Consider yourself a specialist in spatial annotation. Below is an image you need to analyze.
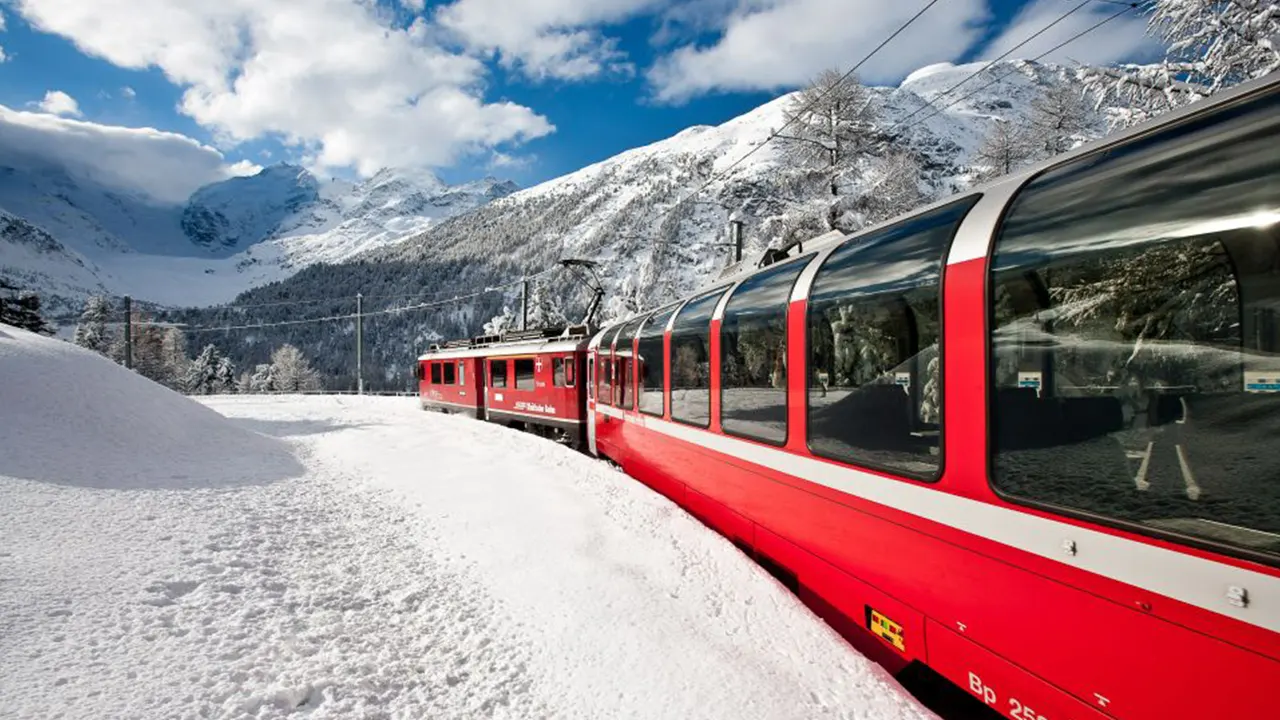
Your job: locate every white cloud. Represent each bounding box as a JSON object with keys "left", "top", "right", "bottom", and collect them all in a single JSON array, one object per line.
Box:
[
  {"left": 226, "top": 159, "right": 263, "bottom": 176},
  {"left": 979, "top": 0, "right": 1158, "bottom": 67},
  {"left": 121, "top": 85, "right": 137, "bottom": 99},
  {"left": 487, "top": 150, "right": 533, "bottom": 170},
  {"left": 647, "top": 0, "right": 991, "bottom": 102},
  {"left": 0, "top": 47, "right": 7, "bottom": 63},
  {"left": 435, "top": 0, "right": 661, "bottom": 80},
  {"left": 9, "top": 0, "right": 555, "bottom": 175},
  {"left": 0, "top": 104, "right": 251, "bottom": 203},
  {"left": 400, "top": 0, "right": 426, "bottom": 11},
  {"left": 35, "top": 90, "right": 82, "bottom": 117},
  {"left": 0, "top": 10, "right": 6, "bottom": 31}
]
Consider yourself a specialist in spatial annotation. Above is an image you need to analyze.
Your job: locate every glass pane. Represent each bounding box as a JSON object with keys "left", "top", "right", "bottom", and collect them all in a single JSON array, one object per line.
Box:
[
  {"left": 443, "top": 362, "right": 456, "bottom": 385},
  {"left": 553, "top": 358, "right": 566, "bottom": 387},
  {"left": 671, "top": 288, "right": 729, "bottom": 426},
  {"left": 990, "top": 89, "right": 1280, "bottom": 558},
  {"left": 491, "top": 360, "right": 507, "bottom": 388},
  {"left": 638, "top": 307, "right": 677, "bottom": 416},
  {"left": 808, "top": 197, "right": 977, "bottom": 479},
  {"left": 721, "top": 261, "right": 807, "bottom": 443},
  {"left": 615, "top": 317, "right": 646, "bottom": 357},
  {"left": 515, "top": 358, "right": 535, "bottom": 390},
  {"left": 431, "top": 362, "right": 442, "bottom": 384}
]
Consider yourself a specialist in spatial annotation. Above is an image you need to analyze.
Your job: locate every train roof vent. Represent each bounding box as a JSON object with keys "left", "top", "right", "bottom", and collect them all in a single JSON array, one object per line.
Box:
[
  {"left": 471, "top": 333, "right": 502, "bottom": 347},
  {"left": 443, "top": 338, "right": 472, "bottom": 349}
]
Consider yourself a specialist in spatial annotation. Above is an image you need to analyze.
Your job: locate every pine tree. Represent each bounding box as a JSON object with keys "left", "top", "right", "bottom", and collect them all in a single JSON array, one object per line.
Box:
[
  {"left": 249, "top": 363, "right": 276, "bottom": 393},
  {"left": 215, "top": 356, "right": 237, "bottom": 394},
  {"left": 159, "top": 327, "right": 190, "bottom": 390},
  {"left": 185, "top": 344, "right": 223, "bottom": 395},
  {"left": 74, "top": 296, "right": 114, "bottom": 355},
  {"left": 860, "top": 151, "right": 922, "bottom": 224},
  {"left": 0, "top": 279, "right": 53, "bottom": 335},
  {"left": 270, "top": 344, "right": 322, "bottom": 392}
]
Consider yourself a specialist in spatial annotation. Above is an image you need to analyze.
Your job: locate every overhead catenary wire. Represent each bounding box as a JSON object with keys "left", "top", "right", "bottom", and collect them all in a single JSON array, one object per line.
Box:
[
  {"left": 894, "top": 3, "right": 1139, "bottom": 134},
  {"left": 888, "top": 0, "right": 1096, "bottom": 129}
]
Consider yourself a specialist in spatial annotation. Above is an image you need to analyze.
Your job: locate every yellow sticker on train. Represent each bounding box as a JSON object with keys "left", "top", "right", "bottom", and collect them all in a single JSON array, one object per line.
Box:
[{"left": 867, "top": 607, "right": 906, "bottom": 652}]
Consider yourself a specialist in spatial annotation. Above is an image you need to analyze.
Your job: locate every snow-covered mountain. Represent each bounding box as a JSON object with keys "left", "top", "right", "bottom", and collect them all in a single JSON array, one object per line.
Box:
[
  {"left": 176, "top": 59, "right": 1106, "bottom": 391},
  {"left": 0, "top": 157, "right": 519, "bottom": 309},
  {"left": 368, "top": 59, "right": 1100, "bottom": 321}
]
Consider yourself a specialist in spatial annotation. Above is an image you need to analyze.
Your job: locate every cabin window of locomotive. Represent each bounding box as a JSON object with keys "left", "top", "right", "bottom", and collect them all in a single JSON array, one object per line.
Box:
[
  {"left": 430, "top": 362, "right": 442, "bottom": 384},
  {"left": 615, "top": 317, "right": 645, "bottom": 410},
  {"left": 989, "top": 90, "right": 1280, "bottom": 560},
  {"left": 490, "top": 359, "right": 507, "bottom": 388},
  {"left": 443, "top": 361, "right": 456, "bottom": 385},
  {"left": 808, "top": 197, "right": 978, "bottom": 480},
  {"left": 638, "top": 307, "right": 677, "bottom": 417},
  {"left": 671, "top": 287, "right": 730, "bottom": 427},
  {"left": 553, "top": 358, "right": 567, "bottom": 387},
  {"left": 515, "top": 358, "right": 536, "bottom": 390},
  {"left": 721, "top": 261, "right": 807, "bottom": 444}
]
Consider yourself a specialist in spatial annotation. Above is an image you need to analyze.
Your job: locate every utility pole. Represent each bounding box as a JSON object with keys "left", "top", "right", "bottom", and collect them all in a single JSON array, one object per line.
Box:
[
  {"left": 521, "top": 278, "right": 529, "bottom": 331},
  {"left": 356, "top": 292, "right": 363, "bottom": 395},
  {"left": 123, "top": 295, "right": 133, "bottom": 370}
]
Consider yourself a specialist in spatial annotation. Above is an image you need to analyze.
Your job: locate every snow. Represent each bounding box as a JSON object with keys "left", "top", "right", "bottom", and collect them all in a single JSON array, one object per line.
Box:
[{"left": 0, "top": 326, "right": 934, "bottom": 719}]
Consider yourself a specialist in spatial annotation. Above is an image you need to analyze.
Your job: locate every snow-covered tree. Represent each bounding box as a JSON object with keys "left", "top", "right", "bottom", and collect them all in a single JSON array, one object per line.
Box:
[
  {"left": 1027, "top": 84, "right": 1091, "bottom": 157},
  {"left": 270, "top": 344, "right": 322, "bottom": 392},
  {"left": 777, "top": 68, "right": 880, "bottom": 192},
  {"left": 159, "top": 327, "right": 190, "bottom": 390},
  {"left": 860, "top": 151, "right": 923, "bottom": 224},
  {"left": 74, "top": 295, "right": 114, "bottom": 355},
  {"left": 526, "top": 279, "right": 569, "bottom": 329},
  {"left": 0, "top": 279, "right": 53, "bottom": 335},
  {"left": 249, "top": 363, "right": 276, "bottom": 393},
  {"left": 185, "top": 344, "right": 224, "bottom": 395},
  {"left": 215, "top": 355, "right": 237, "bottom": 394},
  {"left": 483, "top": 306, "right": 518, "bottom": 335},
  {"left": 1081, "top": 0, "right": 1280, "bottom": 128},
  {"left": 237, "top": 370, "right": 254, "bottom": 394},
  {"left": 973, "top": 119, "right": 1038, "bottom": 182}
]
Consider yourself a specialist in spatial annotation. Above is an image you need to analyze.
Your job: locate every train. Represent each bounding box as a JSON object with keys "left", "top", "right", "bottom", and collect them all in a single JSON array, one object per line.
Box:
[{"left": 418, "top": 70, "right": 1280, "bottom": 719}]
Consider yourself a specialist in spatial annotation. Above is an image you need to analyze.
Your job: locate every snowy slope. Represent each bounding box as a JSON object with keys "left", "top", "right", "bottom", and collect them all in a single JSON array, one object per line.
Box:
[
  {"left": 371, "top": 60, "right": 1097, "bottom": 322},
  {"left": 0, "top": 329, "right": 935, "bottom": 719}
]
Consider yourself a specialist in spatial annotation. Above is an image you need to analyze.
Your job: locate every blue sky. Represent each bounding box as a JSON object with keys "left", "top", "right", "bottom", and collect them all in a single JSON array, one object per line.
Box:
[{"left": 0, "top": 0, "right": 1155, "bottom": 195}]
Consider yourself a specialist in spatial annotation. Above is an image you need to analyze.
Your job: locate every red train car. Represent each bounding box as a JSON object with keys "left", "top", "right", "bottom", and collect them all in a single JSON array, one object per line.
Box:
[
  {"left": 418, "top": 327, "right": 591, "bottom": 446},
  {"left": 585, "top": 73, "right": 1280, "bottom": 720}
]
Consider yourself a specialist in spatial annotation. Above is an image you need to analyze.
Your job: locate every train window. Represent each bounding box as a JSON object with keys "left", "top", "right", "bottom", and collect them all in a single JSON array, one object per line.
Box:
[
  {"left": 638, "top": 306, "right": 677, "bottom": 417},
  {"left": 443, "top": 361, "right": 456, "bottom": 385},
  {"left": 600, "top": 357, "right": 614, "bottom": 406},
  {"left": 587, "top": 356, "right": 594, "bottom": 400},
  {"left": 458, "top": 361, "right": 465, "bottom": 386},
  {"left": 989, "top": 88, "right": 1280, "bottom": 560},
  {"left": 565, "top": 356, "right": 575, "bottom": 386},
  {"left": 808, "top": 197, "right": 978, "bottom": 480},
  {"left": 671, "top": 287, "right": 730, "bottom": 427},
  {"left": 430, "top": 362, "right": 442, "bottom": 384},
  {"left": 515, "top": 358, "right": 535, "bottom": 390},
  {"left": 490, "top": 359, "right": 507, "bottom": 388},
  {"left": 553, "top": 358, "right": 567, "bottom": 387},
  {"left": 721, "top": 261, "right": 807, "bottom": 444},
  {"left": 615, "top": 317, "right": 645, "bottom": 411}
]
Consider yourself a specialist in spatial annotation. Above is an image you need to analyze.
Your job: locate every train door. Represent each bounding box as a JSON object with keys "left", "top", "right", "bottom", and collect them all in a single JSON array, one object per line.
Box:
[{"left": 587, "top": 352, "right": 597, "bottom": 455}]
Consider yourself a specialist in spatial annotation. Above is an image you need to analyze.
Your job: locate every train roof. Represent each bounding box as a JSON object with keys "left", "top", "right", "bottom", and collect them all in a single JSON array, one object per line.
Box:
[{"left": 418, "top": 324, "right": 593, "bottom": 361}]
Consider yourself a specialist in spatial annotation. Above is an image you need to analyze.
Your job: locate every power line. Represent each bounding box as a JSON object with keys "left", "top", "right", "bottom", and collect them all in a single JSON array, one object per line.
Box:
[
  {"left": 889, "top": 0, "right": 1095, "bottom": 129},
  {"left": 894, "top": 3, "right": 1138, "bottom": 134},
  {"left": 634, "top": 0, "right": 945, "bottom": 230}
]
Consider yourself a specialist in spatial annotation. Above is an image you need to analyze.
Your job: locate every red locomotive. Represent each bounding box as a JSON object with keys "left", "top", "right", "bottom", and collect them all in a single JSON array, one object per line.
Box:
[{"left": 423, "top": 71, "right": 1280, "bottom": 719}]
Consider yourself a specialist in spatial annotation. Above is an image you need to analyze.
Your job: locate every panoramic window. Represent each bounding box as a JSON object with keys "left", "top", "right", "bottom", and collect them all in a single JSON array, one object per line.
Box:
[
  {"left": 615, "top": 317, "right": 645, "bottom": 411},
  {"left": 638, "top": 306, "right": 677, "bottom": 417},
  {"left": 990, "top": 89, "right": 1280, "bottom": 560},
  {"left": 721, "top": 261, "right": 807, "bottom": 444},
  {"left": 430, "top": 362, "right": 442, "bottom": 384},
  {"left": 490, "top": 359, "right": 507, "bottom": 388},
  {"left": 443, "top": 361, "right": 456, "bottom": 385},
  {"left": 599, "top": 357, "right": 614, "bottom": 406},
  {"left": 808, "top": 197, "right": 978, "bottom": 479},
  {"left": 515, "top": 358, "right": 536, "bottom": 390},
  {"left": 671, "top": 288, "right": 730, "bottom": 427}
]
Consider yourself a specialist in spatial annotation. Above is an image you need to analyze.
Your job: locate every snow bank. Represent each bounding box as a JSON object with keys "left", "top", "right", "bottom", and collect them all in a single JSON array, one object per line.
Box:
[{"left": 0, "top": 326, "right": 303, "bottom": 488}]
